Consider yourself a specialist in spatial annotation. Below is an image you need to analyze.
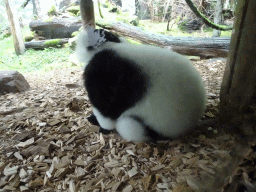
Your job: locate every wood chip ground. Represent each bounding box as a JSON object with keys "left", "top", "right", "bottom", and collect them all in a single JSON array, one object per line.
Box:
[{"left": 0, "top": 59, "right": 255, "bottom": 192}]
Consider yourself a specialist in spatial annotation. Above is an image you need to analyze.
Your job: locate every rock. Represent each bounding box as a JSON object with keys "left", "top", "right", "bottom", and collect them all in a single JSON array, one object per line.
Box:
[
  {"left": 0, "top": 71, "right": 30, "bottom": 95},
  {"left": 66, "top": 6, "right": 80, "bottom": 15},
  {"left": 59, "top": 0, "right": 79, "bottom": 11},
  {"left": 24, "top": 36, "right": 34, "bottom": 42},
  {"left": 179, "top": 19, "right": 202, "bottom": 31},
  {"left": 59, "top": 0, "right": 71, "bottom": 10}
]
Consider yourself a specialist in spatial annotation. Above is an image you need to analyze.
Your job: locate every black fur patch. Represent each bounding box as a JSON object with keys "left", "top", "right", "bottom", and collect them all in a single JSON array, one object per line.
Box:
[
  {"left": 98, "top": 29, "right": 121, "bottom": 43},
  {"left": 99, "top": 127, "right": 114, "bottom": 134},
  {"left": 84, "top": 49, "right": 149, "bottom": 120},
  {"left": 87, "top": 113, "right": 115, "bottom": 134},
  {"left": 86, "top": 30, "right": 121, "bottom": 51},
  {"left": 87, "top": 114, "right": 100, "bottom": 126}
]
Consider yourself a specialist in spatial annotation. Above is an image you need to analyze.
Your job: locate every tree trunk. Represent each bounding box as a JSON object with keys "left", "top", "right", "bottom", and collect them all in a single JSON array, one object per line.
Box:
[
  {"left": 147, "top": 0, "right": 154, "bottom": 22},
  {"left": 97, "top": 20, "right": 230, "bottom": 58},
  {"left": 20, "top": 0, "right": 31, "bottom": 9},
  {"left": 171, "top": 0, "right": 177, "bottom": 20},
  {"left": 32, "top": 0, "right": 41, "bottom": 18},
  {"left": 4, "top": 0, "right": 25, "bottom": 55},
  {"left": 80, "top": 0, "right": 95, "bottom": 29},
  {"left": 230, "top": 0, "right": 235, "bottom": 11},
  {"left": 213, "top": 0, "right": 223, "bottom": 37},
  {"left": 33, "top": 0, "right": 39, "bottom": 16},
  {"left": 199, "top": 0, "right": 205, "bottom": 12},
  {"left": 220, "top": 0, "right": 256, "bottom": 125},
  {"left": 223, "top": 0, "right": 230, "bottom": 9},
  {"left": 162, "top": 0, "right": 171, "bottom": 22}
]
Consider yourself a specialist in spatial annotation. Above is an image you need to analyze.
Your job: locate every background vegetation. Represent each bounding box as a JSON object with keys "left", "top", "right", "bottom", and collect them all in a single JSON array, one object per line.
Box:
[{"left": 0, "top": 0, "right": 234, "bottom": 73}]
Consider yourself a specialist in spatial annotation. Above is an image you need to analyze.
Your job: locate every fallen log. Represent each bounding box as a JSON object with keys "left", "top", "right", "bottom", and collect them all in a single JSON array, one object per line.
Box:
[
  {"left": 167, "top": 45, "right": 228, "bottom": 58},
  {"left": 96, "top": 20, "right": 231, "bottom": 58},
  {"left": 25, "top": 39, "right": 69, "bottom": 49},
  {"left": 29, "top": 17, "right": 82, "bottom": 39},
  {"left": 29, "top": 18, "right": 231, "bottom": 58}
]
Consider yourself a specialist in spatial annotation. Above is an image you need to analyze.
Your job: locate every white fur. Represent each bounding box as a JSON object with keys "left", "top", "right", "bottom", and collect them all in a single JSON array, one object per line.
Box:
[
  {"left": 86, "top": 27, "right": 107, "bottom": 49},
  {"left": 75, "top": 30, "right": 128, "bottom": 67},
  {"left": 76, "top": 30, "right": 206, "bottom": 142},
  {"left": 93, "top": 107, "right": 116, "bottom": 130},
  {"left": 75, "top": 30, "right": 95, "bottom": 66},
  {"left": 116, "top": 117, "right": 151, "bottom": 142}
]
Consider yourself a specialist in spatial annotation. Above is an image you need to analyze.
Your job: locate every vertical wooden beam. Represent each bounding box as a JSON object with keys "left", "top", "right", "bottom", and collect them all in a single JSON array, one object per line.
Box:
[
  {"left": 4, "top": 0, "right": 25, "bottom": 55},
  {"left": 162, "top": 0, "right": 171, "bottom": 23},
  {"left": 220, "top": 0, "right": 256, "bottom": 123},
  {"left": 80, "top": 0, "right": 95, "bottom": 29},
  {"left": 31, "top": 0, "right": 41, "bottom": 19},
  {"left": 213, "top": 0, "right": 223, "bottom": 37}
]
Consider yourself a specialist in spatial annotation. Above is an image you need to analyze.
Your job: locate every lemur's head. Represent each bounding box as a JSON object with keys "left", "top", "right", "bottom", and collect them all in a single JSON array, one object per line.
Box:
[{"left": 75, "top": 27, "right": 124, "bottom": 65}]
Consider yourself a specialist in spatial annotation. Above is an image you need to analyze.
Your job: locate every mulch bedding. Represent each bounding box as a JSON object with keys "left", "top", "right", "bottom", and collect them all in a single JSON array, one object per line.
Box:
[{"left": 0, "top": 58, "right": 255, "bottom": 192}]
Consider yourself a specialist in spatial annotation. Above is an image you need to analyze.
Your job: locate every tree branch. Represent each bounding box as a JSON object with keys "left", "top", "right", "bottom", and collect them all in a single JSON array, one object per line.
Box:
[
  {"left": 20, "top": 0, "right": 31, "bottom": 9},
  {"left": 185, "top": 0, "right": 233, "bottom": 31}
]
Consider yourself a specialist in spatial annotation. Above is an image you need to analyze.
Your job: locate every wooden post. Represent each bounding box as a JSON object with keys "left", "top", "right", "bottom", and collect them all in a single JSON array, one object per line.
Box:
[
  {"left": 80, "top": 0, "right": 95, "bottom": 29},
  {"left": 220, "top": 0, "right": 256, "bottom": 124},
  {"left": 4, "top": 0, "right": 25, "bottom": 55},
  {"left": 31, "top": 0, "right": 41, "bottom": 19},
  {"left": 213, "top": 0, "right": 222, "bottom": 37},
  {"left": 162, "top": 0, "right": 171, "bottom": 23}
]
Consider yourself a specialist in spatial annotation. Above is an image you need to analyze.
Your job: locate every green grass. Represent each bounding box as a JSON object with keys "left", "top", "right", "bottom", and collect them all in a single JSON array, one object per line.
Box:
[
  {"left": 0, "top": 3, "right": 123, "bottom": 73},
  {"left": 0, "top": 3, "right": 232, "bottom": 74},
  {"left": 220, "top": 31, "right": 232, "bottom": 37},
  {"left": 138, "top": 20, "right": 232, "bottom": 37},
  {"left": 0, "top": 36, "right": 13, "bottom": 58},
  {"left": 0, "top": 25, "right": 76, "bottom": 73},
  {"left": 0, "top": 36, "right": 74, "bottom": 73},
  {"left": 126, "top": 39, "right": 142, "bottom": 45}
]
